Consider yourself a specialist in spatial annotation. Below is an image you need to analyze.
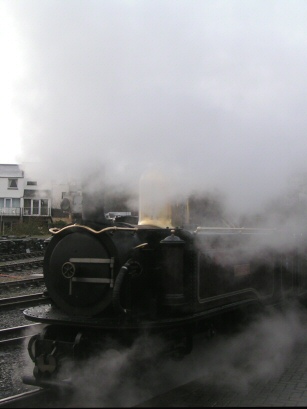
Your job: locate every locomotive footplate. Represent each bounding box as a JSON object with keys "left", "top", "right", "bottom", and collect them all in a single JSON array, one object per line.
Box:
[{"left": 23, "top": 298, "right": 261, "bottom": 330}]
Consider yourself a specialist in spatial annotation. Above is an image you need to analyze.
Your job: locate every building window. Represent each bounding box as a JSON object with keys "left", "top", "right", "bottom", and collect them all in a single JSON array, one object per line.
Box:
[
  {"left": 24, "top": 198, "right": 49, "bottom": 216},
  {"left": 24, "top": 199, "right": 31, "bottom": 215},
  {"left": 0, "top": 198, "right": 20, "bottom": 208},
  {"left": 27, "top": 181, "right": 37, "bottom": 186},
  {"left": 33, "top": 200, "right": 39, "bottom": 215},
  {"left": 8, "top": 179, "right": 18, "bottom": 189},
  {"left": 12, "top": 198, "right": 20, "bottom": 207},
  {"left": 40, "top": 199, "right": 48, "bottom": 215}
]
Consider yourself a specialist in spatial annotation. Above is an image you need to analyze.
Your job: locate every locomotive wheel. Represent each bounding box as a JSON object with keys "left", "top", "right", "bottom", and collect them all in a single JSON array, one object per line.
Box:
[
  {"left": 28, "top": 334, "right": 39, "bottom": 362},
  {"left": 44, "top": 228, "right": 117, "bottom": 316},
  {"left": 34, "top": 354, "right": 57, "bottom": 379}
]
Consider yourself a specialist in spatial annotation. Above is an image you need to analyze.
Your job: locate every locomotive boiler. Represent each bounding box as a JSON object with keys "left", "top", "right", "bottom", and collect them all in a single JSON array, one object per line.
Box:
[{"left": 22, "top": 170, "right": 307, "bottom": 388}]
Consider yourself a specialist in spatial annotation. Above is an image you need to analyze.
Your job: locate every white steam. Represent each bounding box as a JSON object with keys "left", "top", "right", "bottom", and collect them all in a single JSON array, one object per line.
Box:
[
  {"left": 2, "top": 0, "right": 307, "bottom": 218},
  {"left": 51, "top": 302, "right": 307, "bottom": 407}
]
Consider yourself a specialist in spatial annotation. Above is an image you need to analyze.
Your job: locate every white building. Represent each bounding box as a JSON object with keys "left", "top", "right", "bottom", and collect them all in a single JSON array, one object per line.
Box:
[
  {"left": 0, "top": 163, "right": 137, "bottom": 232},
  {"left": 0, "top": 163, "right": 52, "bottom": 232},
  {"left": 0, "top": 164, "right": 24, "bottom": 219}
]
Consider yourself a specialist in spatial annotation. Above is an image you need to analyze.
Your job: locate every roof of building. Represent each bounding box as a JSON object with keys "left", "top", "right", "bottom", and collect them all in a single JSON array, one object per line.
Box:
[{"left": 0, "top": 164, "right": 24, "bottom": 178}]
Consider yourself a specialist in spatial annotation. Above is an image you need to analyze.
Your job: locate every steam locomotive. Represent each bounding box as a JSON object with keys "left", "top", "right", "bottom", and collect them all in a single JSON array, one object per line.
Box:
[{"left": 22, "top": 171, "right": 307, "bottom": 389}]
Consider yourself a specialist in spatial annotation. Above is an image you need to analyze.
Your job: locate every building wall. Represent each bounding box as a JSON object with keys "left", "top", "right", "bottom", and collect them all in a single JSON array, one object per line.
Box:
[
  {"left": 0, "top": 177, "right": 24, "bottom": 198},
  {"left": 0, "top": 165, "right": 24, "bottom": 217},
  {"left": 0, "top": 164, "right": 54, "bottom": 220}
]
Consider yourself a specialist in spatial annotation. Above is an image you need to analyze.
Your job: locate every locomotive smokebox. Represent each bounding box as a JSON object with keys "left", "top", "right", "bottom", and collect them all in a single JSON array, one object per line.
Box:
[{"left": 160, "top": 231, "right": 185, "bottom": 306}]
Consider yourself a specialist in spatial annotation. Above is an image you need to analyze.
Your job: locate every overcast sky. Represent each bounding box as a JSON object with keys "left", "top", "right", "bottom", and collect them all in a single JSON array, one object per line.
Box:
[{"left": 1, "top": 0, "right": 307, "bottom": 215}]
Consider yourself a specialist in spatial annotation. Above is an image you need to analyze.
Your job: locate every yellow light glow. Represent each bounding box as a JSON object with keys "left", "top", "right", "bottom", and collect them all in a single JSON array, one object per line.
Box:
[{"left": 138, "top": 168, "right": 173, "bottom": 228}]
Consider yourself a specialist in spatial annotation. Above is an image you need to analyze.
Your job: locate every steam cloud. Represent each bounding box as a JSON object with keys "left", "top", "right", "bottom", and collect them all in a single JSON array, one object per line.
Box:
[
  {"left": 3, "top": 0, "right": 307, "bottom": 220},
  {"left": 38, "top": 302, "right": 306, "bottom": 407},
  {"left": 8, "top": 2, "right": 307, "bottom": 403}
]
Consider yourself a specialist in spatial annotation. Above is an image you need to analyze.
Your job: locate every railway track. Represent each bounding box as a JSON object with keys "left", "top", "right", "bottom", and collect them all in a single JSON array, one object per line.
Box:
[
  {"left": 0, "top": 254, "right": 44, "bottom": 273},
  {"left": 0, "top": 292, "right": 49, "bottom": 310},
  {"left": 0, "top": 323, "right": 45, "bottom": 345},
  {"left": 0, "top": 238, "right": 49, "bottom": 404},
  {"left": 0, "top": 277, "right": 44, "bottom": 292},
  {"left": 0, "top": 252, "right": 47, "bottom": 320},
  {"left": 0, "top": 389, "right": 64, "bottom": 408},
  {"left": 0, "top": 250, "right": 44, "bottom": 262}
]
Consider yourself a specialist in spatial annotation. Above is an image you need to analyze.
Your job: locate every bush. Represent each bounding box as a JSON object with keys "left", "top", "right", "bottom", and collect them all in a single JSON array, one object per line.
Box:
[
  {"left": 51, "top": 220, "right": 68, "bottom": 229},
  {"left": 10, "top": 220, "right": 50, "bottom": 236}
]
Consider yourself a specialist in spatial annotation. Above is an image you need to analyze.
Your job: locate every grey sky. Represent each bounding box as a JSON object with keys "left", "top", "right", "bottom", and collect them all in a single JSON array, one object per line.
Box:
[{"left": 3, "top": 0, "right": 307, "bottom": 215}]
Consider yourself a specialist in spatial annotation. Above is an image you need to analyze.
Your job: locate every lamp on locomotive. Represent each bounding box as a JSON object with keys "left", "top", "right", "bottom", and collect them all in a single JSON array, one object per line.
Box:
[{"left": 138, "top": 169, "right": 173, "bottom": 228}]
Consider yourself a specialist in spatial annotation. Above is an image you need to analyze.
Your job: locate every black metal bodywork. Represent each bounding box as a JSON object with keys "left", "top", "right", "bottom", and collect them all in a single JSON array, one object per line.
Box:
[{"left": 23, "top": 221, "right": 307, "bottom": 386}]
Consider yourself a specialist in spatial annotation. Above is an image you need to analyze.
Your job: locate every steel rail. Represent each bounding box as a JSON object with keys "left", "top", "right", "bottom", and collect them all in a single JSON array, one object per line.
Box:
[
  {"left": 0, "top": 389, "right": 59, "bottom": 408},
  {"left": 0, "top": 258, "right": 44, "bottom": 274},
  {"left": 0, "top": 323, "right": 45, "bottom": 345},
  {"left": 0, "top": 292, "right": 50, "bottom": 309},
  {"left": 0, "top": 276, "right": 44, "bottom": 289}
]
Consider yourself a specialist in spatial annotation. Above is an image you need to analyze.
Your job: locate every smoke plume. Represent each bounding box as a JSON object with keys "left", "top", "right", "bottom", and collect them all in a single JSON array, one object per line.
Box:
[
  {"left": 42, "top": 302, "right": 307, "bottom": 407},
  {"left": 2, "top": 0, "right": 307, "bottom": 222}
]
